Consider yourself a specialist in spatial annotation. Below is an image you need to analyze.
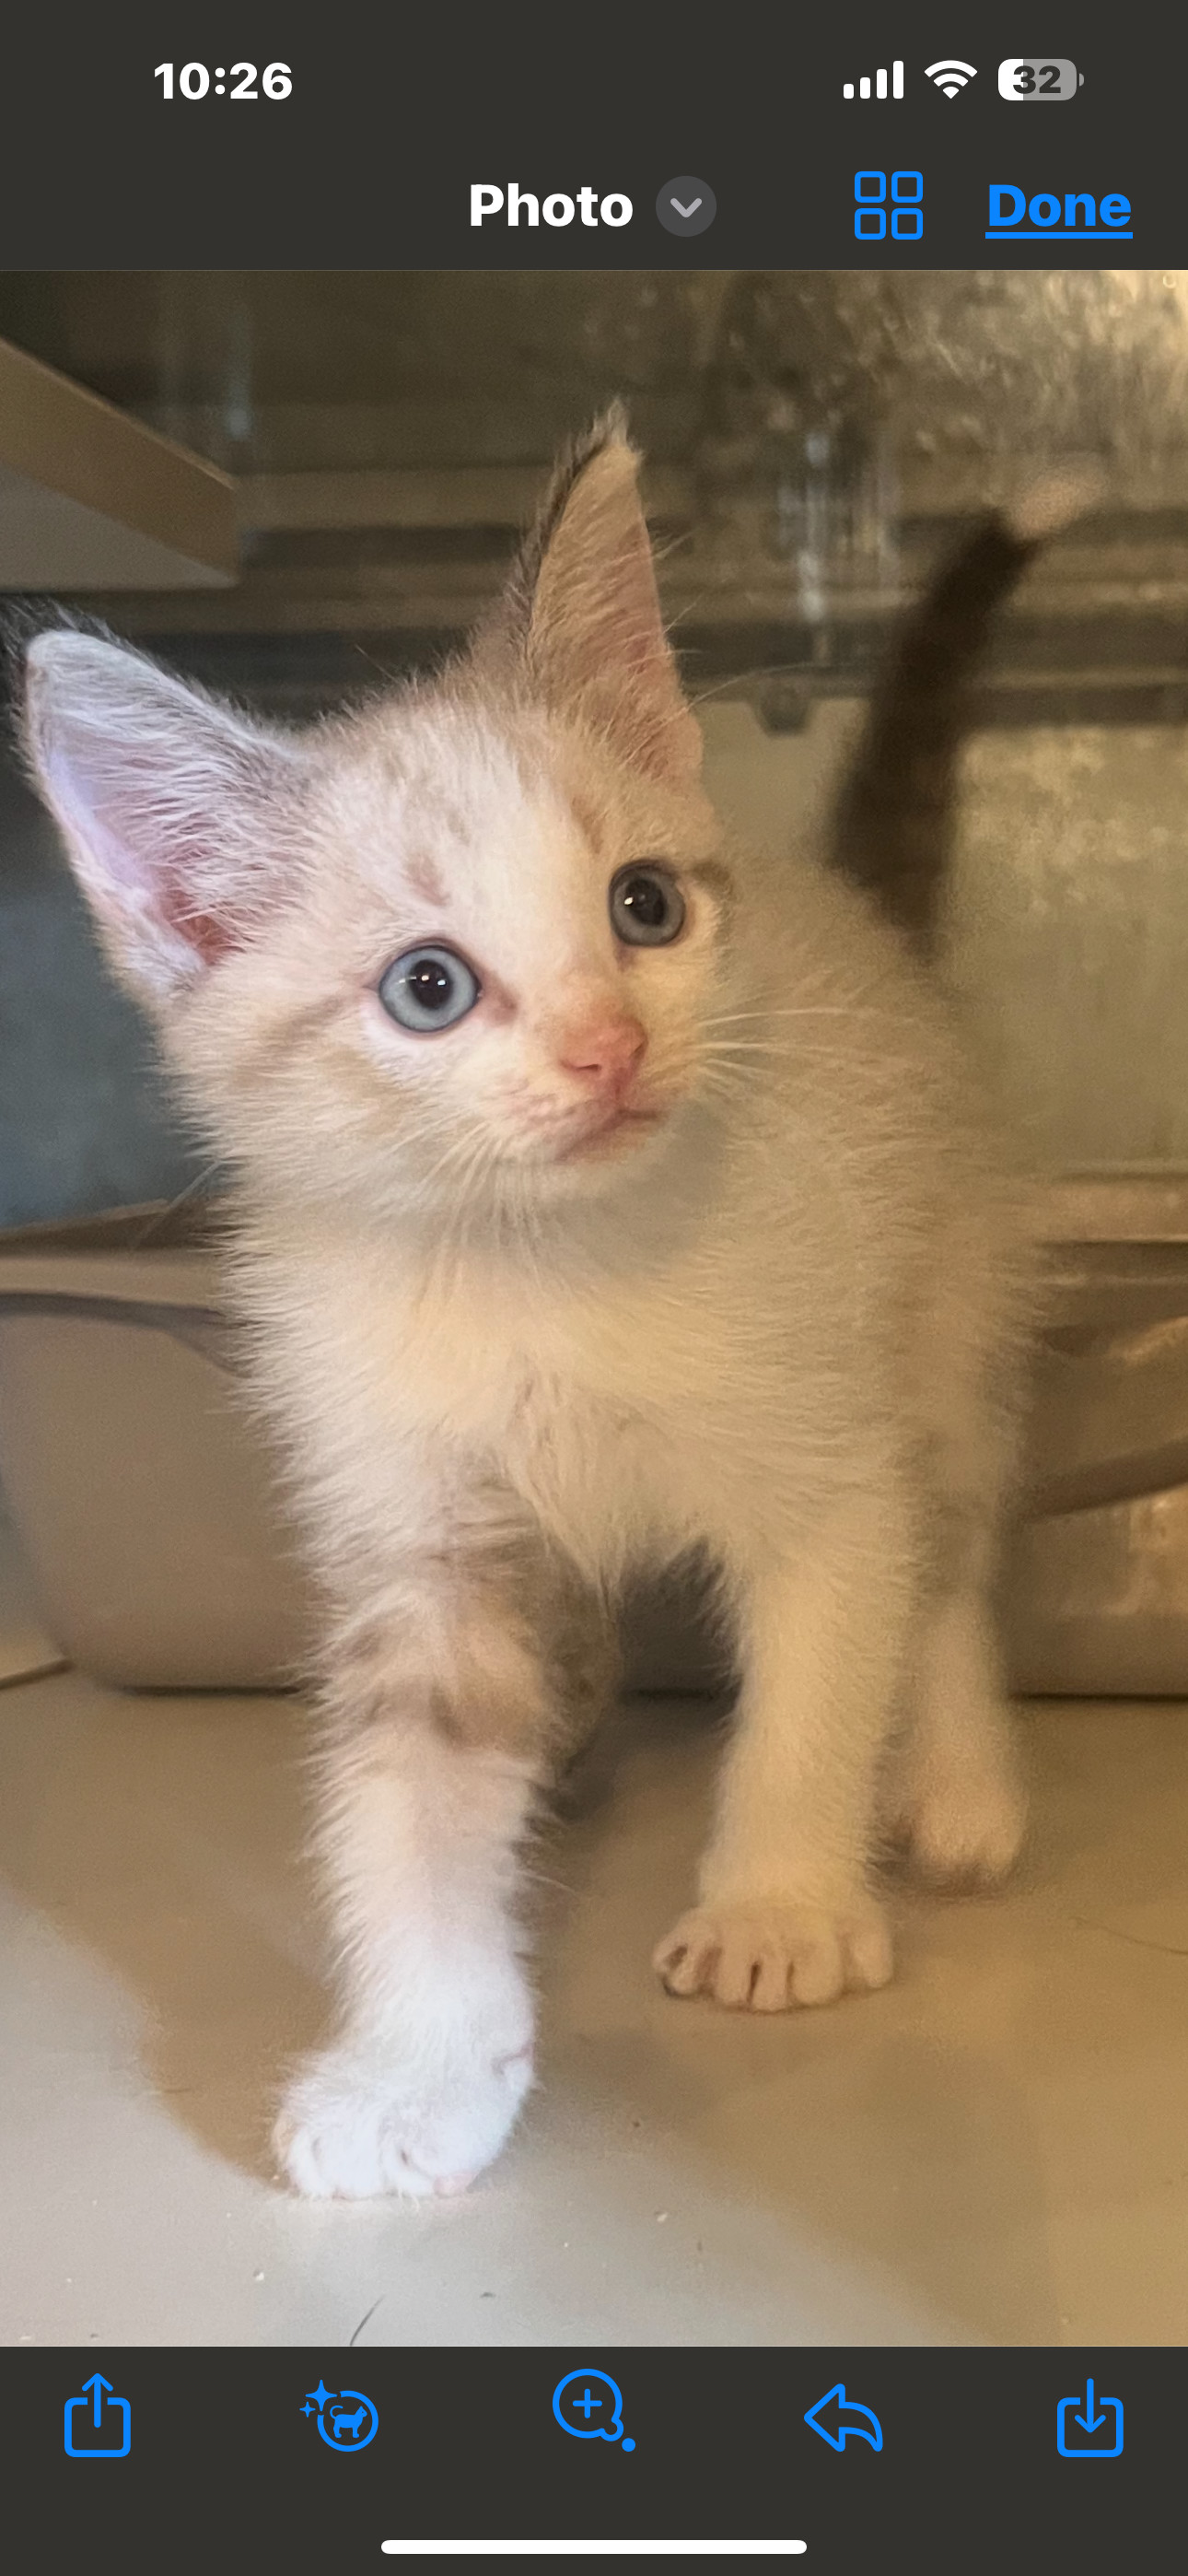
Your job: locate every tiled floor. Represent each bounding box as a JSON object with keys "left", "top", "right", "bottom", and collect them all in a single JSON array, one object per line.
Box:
[{"left": 3, "top": 1608, "right": 1188, "bottom": 2349}]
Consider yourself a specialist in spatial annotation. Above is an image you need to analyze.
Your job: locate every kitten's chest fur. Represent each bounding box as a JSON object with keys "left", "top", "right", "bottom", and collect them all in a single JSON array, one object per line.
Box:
[
  {"left": 395, "top": 1258, "right": 707, "bottom": 1568},
  {"left": 262, "top": 1230, "right": 745, "bottom": 1577}
]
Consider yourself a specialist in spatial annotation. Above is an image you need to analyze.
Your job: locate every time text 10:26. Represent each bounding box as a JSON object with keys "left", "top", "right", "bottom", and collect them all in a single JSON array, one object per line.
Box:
[{"left": 153, "top": 64, "right": 293, "bottom": 101}]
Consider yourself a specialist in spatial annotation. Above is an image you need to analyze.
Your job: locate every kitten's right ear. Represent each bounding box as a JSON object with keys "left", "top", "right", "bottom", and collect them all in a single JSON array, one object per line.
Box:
[
  {"left": 483, "top": 407, "right": 703, "bottom": 783},
  {"left": 23, "top": 629, "right": 305, "bottom": 1001}
]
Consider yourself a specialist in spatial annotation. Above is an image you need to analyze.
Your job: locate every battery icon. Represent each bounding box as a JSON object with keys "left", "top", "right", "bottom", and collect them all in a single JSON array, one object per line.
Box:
[{"left": 998, "top": 59, "right": 1083, "bottom": 100}]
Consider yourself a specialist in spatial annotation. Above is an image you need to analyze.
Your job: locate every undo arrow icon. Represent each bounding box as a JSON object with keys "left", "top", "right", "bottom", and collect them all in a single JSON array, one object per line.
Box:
[{"left": 804, "top": 2383, "right": 884, "bottom": 2453}]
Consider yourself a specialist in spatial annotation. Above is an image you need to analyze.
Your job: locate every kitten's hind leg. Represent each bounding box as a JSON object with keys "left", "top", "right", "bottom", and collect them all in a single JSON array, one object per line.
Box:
[
  {"left": 549, "top": 1582, "right": 621, "bottom": 1820},
  {"left": 654, "top": 1478, "right": 912, "bottom": 2013},
  {"left": 275, "top": 1565, "right": 553, "bottom": 2201},
  {"left": 891, "top": 1517, "right": 1026, "bottom": 1887}
]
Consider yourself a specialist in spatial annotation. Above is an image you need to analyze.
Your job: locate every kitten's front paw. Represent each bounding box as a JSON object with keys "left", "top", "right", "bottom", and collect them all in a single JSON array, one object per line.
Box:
[
  {"left": 903, "top": 1762, "right": 1027, "bottom": 1889},
  {"left": 653, "top": 1895, "right": 892, "bottom": 2010},
  {"left": 274, "top": 2036, "right": 534, "bottom": 2200}
]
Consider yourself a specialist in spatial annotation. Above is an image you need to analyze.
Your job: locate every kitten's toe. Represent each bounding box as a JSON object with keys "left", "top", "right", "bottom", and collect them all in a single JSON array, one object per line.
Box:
[
  {"left": 274, "top": 2038, "right": 534, "bottom": 2200},
  {"left": 903, "top": 1762, "right": 1027, "bottom": 1889},
  {"left": 653, "top": 1896, "right": 892, "bottom": 2011}
]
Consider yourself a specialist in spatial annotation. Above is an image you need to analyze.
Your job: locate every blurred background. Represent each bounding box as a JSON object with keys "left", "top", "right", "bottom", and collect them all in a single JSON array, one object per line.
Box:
[{"left": 5, "top": 265, "right": 1188, "bottom": 1224}]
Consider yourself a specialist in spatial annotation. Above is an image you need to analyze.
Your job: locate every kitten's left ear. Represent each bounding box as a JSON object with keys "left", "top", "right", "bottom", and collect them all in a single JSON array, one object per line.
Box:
[{"left": 493, "top": 407, "right": 703, "bottom": 783}]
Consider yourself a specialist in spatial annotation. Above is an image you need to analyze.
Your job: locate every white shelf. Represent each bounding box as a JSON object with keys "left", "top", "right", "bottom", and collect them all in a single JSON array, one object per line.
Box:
[{"left": 0, "top": 336, "right": 237, "bottom": 591}]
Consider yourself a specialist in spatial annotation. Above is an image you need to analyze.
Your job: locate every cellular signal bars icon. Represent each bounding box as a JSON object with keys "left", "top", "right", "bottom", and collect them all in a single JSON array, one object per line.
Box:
[{"left": 843, "top": 63, "right": 904, "bottom": 100}]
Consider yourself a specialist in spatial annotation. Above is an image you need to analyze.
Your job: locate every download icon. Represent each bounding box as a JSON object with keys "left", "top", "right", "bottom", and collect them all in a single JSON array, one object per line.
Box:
[{"left": 1056, "top": 2378, "right": 1124, "bottom": 2458}]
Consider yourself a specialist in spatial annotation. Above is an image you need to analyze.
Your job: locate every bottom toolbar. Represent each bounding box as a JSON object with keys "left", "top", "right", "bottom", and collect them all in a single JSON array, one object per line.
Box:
[{"left": 15, "top": 2347, "right": 1166, "bottom": 2572}]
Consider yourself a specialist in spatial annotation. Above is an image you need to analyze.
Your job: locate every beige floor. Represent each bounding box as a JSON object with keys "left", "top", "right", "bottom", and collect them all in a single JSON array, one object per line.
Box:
[{"left": 3, "top": 1607, "right": 1188, "bottom": 2349}]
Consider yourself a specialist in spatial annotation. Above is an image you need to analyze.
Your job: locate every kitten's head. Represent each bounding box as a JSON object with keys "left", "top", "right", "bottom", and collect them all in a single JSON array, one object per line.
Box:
[{"left": 22, "top": 414, "right": 738, "bottom": 1225}]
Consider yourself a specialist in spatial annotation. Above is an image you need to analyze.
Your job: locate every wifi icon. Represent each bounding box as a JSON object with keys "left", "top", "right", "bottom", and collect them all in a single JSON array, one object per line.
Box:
[{"left": 925, "top": 58, "right": 978, "bottom": 96}]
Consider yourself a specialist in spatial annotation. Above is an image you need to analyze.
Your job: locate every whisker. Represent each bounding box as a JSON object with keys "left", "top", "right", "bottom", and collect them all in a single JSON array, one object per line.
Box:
[
  {"left": 702, "top": 1004, "right": 904, "bottom": 1029},
  {"left": 128, "top": 1158, "right": 229, "bottom": 1247}
]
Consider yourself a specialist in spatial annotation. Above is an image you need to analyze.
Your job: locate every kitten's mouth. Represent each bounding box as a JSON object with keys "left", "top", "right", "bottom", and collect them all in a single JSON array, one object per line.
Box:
[{"left": 553, "top": 1103, "right": 663, "bottom": 1163}]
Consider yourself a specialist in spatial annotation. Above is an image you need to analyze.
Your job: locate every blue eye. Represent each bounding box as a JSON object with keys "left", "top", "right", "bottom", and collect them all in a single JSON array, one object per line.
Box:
[
  {"left": 610, "top": 863, "right": 686, "bottom": 947},
  {"left": 378, "top": 944, "right": 481, "bottom": 1034}
]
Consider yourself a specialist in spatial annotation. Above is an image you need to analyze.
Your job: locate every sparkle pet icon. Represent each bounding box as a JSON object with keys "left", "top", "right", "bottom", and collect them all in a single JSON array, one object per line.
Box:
[
  {"left": 300, "top": 2379, "right": 379, "bottom": 2452},
  {"left": 553, "top": 2369, "right": 635, "bottom": 2451}
]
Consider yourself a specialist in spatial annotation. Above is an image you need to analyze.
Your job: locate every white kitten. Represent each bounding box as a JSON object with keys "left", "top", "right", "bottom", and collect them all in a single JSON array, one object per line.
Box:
[{"left": 24, "top": 416, "right": 1055, "bottom": 2199}]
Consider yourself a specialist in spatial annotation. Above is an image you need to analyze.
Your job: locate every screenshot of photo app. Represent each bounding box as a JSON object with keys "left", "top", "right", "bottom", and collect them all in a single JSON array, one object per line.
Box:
[{"left": 0, "top": 12, "right": 1183, "bottom": 2569}]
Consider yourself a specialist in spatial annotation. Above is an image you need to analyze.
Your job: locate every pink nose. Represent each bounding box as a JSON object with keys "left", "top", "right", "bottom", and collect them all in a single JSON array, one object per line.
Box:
[{"left": 557, "top": 1013, "right": 647, "bottom": 1095}]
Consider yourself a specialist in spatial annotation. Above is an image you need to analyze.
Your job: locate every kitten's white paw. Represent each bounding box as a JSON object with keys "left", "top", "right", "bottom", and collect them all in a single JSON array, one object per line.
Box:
[
  {"left": 904, "top": 1762, "right": 1027, "bottom": 1888},
  {"left": 653, "top": 1894, "right": 892, "bottom": 2011},
  {"left": 274, "top": 2036, "right": 534, "bottom": 2200}
]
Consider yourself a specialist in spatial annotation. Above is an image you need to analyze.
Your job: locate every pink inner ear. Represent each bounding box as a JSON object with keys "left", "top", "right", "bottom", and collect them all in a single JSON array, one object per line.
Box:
[
  {"left": 153, "top": 843, "right": 239, "bottom": 965},
  {"left": 162, "top": 904, "right": 238, "bottom": 966},
  {"left": 43, "top": 741, "right": 250, "bottom": 972}
]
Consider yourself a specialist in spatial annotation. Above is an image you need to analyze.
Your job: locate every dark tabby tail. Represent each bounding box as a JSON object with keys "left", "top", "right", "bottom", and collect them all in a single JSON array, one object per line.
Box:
[{"left": 830, "top": 469, "right": 1101, "bottom": 953}]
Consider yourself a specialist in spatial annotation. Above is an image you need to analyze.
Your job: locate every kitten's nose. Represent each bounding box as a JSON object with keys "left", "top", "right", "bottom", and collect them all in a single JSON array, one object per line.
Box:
[{"left": 557, "top": 1011, "right": 647, "bottom": 1095}]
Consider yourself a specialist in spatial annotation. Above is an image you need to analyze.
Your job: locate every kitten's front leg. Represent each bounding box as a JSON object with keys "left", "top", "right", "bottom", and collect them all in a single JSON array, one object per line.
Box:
[
  {"left": 276, "top": 1572, "right": 551, "bottom": 2200},
  {"left": 655, "top": 1481, "right": 914, "bottom": 2011}
]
